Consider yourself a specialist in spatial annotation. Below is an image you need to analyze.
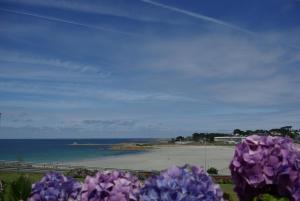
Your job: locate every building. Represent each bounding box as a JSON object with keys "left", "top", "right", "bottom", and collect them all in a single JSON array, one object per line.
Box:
[{"left": 214, "top": 136, "right": 245, "bottom": 144}]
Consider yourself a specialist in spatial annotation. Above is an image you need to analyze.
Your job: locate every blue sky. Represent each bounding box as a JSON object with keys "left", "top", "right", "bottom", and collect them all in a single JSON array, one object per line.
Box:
[{"left": 0, "top": 0, "right": 300, "bottom": 138}]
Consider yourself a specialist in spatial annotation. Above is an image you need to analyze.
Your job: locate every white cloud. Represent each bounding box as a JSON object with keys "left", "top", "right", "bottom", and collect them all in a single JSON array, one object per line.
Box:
[
  {"left": 0, "top": 8, "right": 139, "bottom": 36},
  {"left": 0, "top": 80, "right": 195, "bottom": 105},
  {"left": 1, "top": 0, "right": 300, "bottom": 137},
  {"left": 1, "top": 0, "right": 180, "bottom": 25},
  {"left": 112, "top": 30, "right": 300, "bottom": 106},
  {"left": 140, "top": 0, "right": 253, "bottom": 34},
  {"left": 0, "top": 50, "right": 110, "bottom": 78},
  {"left": 125, "top": 33, "right": 286, "bottom": 78},
  {"left": 81, "top": 119, "right": 136, "bottom": 129},
  {"left": 95, "top": 89, "right": 196, "bottom": 102},
  {"left": 209, "top": 75, "right": 300, "bottom": 105}
]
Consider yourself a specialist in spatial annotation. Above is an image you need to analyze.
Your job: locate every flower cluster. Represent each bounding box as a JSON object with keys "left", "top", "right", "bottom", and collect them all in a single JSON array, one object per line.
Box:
[
  {"left": 230, "top": 135, "right": 300, "bottom": 201},
  {"left": 140, "top": 164, "right": 224, "bottom": 201},
  {"left": 28, "top": 172, "right": 81, "bottom": 201},
  {"left": 81, "top": 170, "right": 141, "bottom": 201}
]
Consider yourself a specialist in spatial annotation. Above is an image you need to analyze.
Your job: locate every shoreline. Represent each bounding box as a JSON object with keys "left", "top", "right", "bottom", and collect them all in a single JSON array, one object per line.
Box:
[
  {"left": 66, "top": 145, "right": 235, "bottom": 175},
  {"left": 1, "top": 145, "right": 235, "bottom": 175}
]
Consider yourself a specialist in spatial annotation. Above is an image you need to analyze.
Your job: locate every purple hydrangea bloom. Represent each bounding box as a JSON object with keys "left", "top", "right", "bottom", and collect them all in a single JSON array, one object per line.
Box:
[
  {"left": 230, "top": 135, "right": 300, "bottom": 201},
  {"left": 28, "top": 172, "right": 81, "bottom": 201},
  {"left": 140, "top": 164, "right": 224, "bottom": 201},
  {"left": 80, "top": 170, "right": 141, "bottom": 201}
]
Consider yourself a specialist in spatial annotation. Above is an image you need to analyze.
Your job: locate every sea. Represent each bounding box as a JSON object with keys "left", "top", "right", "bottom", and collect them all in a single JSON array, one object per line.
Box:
[{"left": 0, "top": 139, "right": 157, "bottom": 163}]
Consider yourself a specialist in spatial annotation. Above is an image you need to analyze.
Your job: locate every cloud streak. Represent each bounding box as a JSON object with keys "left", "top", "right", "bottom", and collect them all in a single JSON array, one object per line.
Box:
[
  {"left": 0, "top": 8, "right": 138, "bottom": 36},
  {"left": 82, "top": 119, "right": 136, "bottom": 127},
  {"left": 1, "top": 0, "right": 300, "bottom": 137},
  {"left": 140, "top": 0, "right": 254, "bottom": 35},
  {"left": 0, "top": 80, "right": 196, "bottom": 104},
  {"left": 210, "top": 76, "right": 300, "bottom": 105},
  {"left": 0, "top": 51, "right": 110, "bottom": 78},
  {"left": 2, "top": 0, "right": 179, "bottom": 25}
]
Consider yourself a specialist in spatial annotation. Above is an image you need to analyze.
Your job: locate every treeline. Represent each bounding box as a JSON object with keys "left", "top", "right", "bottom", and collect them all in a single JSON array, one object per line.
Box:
[
  {"left": 233, "top": 126, "right": 299, "bottom": 139},
  {"left": 170, "top": 132, "right": 231, "bottom": 143},
  {"left": 170, "top": 126, "right": 300, "bottom": 144}
]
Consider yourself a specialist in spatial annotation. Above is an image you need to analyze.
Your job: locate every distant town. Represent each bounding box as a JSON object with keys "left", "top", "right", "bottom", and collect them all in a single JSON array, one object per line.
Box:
[{"left": 170, "top": 126, "right": 300, "bottom": 145}]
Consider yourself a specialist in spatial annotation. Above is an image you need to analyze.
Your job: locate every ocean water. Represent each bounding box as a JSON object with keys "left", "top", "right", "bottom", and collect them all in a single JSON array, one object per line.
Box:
[{"left": 0, "top": 139, "right": 155, "bottom": 163}]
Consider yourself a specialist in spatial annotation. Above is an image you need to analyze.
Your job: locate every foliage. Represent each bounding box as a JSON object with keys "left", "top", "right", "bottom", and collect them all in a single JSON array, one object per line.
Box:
[
  {"left": 253, "top": 194, "right": 289, "bottom": 201},
  {"left": 0, "top": 172, "right": 43, "bottom": 183},
  {"left": 0, "top": 170, "right": 239, "bottom": 201},
  {"left": 0, "top": 180, "right": 5, "bottom": 201},
  {"left": 28, "top": 172, "right": 81, "bottom": 201},
  {"left": 140, "top": 164, "right": 224, "bottom": 201},
  {"left": 7, "top": 175, "right": 32, "bottom": 201},
  {"left": 66, "top": 168, "right": 97, "bottom": 179},
  {"left": 175, "top": 136, "right": 185, "bottom": 141},
  {"left": 81, "top": 170, "right": 141, "bottom": 201},
  {"left": 207, "top": 167, "right": 219, "bottom": 175},
  {"left": 230, "top": 135, "right": 300, "bottom": 201},
  {"left": 233, "top": 126, "right": 298, "bottom": 139},
  {"left": 220, "top": 184, "right": 238, "bottom": 201},
  {"left": 216, "top": 178, "right": 233, "bottom": 184},
  {"left": 223, "top": 192, "right": 233, "bottom": 201}
]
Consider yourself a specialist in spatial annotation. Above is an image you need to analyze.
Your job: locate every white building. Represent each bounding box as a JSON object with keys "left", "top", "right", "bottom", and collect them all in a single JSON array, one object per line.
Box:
[{"left": 214, "top": 136, "right": 245, "bottom": 144}]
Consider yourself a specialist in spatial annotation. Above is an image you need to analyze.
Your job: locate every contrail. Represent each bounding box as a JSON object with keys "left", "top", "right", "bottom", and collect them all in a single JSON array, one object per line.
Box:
[
  {"left": 0, "top": 8, "right": 138, "bottom": 37},
  {"left": 140, "top": 0, "right": 254, "bottom": 35},
  {"left": 140, "top": 0, "right": 300, "bottom": 50}
]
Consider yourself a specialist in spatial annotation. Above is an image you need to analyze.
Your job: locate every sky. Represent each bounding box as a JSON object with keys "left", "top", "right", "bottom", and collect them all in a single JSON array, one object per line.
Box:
[{"left": 0, "top": 0, "right": 300, "bottom": 138}]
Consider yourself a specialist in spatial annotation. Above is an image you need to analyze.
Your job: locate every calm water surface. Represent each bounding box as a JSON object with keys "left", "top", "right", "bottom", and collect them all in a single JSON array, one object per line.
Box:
[{"left": 0, "top": 139, "right": 156, "bottom": 163}]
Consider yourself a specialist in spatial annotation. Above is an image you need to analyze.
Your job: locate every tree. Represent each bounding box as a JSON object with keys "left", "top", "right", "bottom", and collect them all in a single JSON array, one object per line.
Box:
[
  {"left": 207, "top": 135, "right": 214, "bottom": 143},
  {"left": 175, "top": 136, "right": 185, "bottom": 141},
  {"left": 233, "top": 129, "right": 241, "bottom": 135},
  {"left": 234, "top": 129, "right": 247, "bottom": 136},
  {"left": 246, "top": 130, "right": 253, "bottom": 135},
  {"left": 192, "top": 133, "right": 201, "bottom": 141},
  {"left": 207, "top": 167, "right": 218, "bottom": 175}
]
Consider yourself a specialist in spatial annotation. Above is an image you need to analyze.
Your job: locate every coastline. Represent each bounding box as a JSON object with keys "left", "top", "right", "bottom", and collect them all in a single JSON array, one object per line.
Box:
[
  {"left": 0, "top": 138, "right": 160, "bottom": 163},
  {"left": 66, "top": 145, "right": 235, "bottom": 175}
]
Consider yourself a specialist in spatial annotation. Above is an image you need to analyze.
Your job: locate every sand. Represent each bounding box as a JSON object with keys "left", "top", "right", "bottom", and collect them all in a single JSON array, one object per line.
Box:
[{"left": 67, "top": 145, "right": 235, "bottom": 175}]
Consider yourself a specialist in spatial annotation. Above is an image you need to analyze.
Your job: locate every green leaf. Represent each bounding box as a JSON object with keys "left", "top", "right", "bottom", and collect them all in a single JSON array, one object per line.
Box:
[
  {"left": 253, "top": 194, "right": 289, "bottom": 201},
  {"left": 7, "top": 175, "right": 32, "bottom": 201}
]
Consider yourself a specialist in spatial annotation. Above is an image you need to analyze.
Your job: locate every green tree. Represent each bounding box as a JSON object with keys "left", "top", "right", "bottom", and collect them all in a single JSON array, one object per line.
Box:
[
  {"left": 233, "top": 129, "right": 241, "bottom": 135},
  {"left": 207, "top": 167, "right": 218, "bottom": 175},
  {"left": 175, "top": 136, "right": 185, "bottom": 141}
]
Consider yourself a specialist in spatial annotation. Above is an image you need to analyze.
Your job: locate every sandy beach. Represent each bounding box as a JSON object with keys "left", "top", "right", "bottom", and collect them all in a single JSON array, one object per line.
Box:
[{"left": 67, "top": 145, "right": 235, "bottom": 175}]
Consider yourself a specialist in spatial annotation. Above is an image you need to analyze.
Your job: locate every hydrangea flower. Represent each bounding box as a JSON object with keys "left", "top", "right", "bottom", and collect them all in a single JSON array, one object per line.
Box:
[
  {"left": 230, "top": 135, "right": 300, "bottom": 201},
  {"left": 140, "top": 164, "right": 224, "bottom": 201},
  {"left": 28, "top": 172, "right": 81, "bottom": 201},
  {"left": 80, "top": 170, "right": 141, "bottom": 201}
]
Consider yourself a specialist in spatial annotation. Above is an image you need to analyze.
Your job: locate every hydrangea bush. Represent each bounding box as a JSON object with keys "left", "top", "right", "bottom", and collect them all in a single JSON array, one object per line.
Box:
[
  {"left": 80, "top": 170, "right": 141, "bottom": 201},
  {"left": 230, "top": 135, "right": 300, "bottom": 201},
  {"left": 28, "top": 172, "right": 81, "bottom": 201},
  {"left": 140, "top": 164, "right": 224, "bottom": 201}
]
